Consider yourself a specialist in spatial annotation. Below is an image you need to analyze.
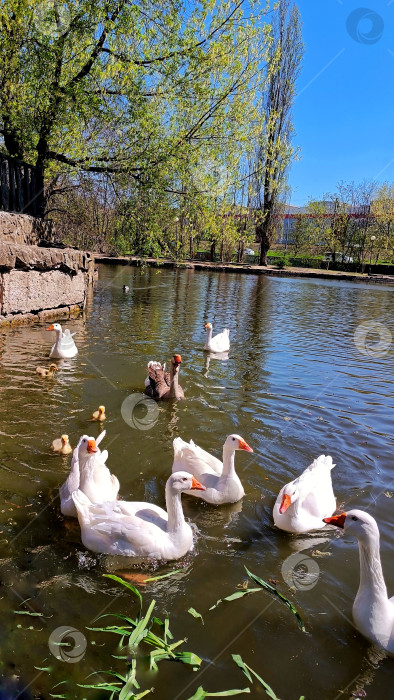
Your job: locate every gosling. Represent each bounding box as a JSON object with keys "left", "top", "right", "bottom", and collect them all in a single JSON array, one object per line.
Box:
[
  {"left": 51, "top": 434, "right": 72, "bottom": 454},
  {"left": 36, "top": 363, "right": 58, "bottom": 378},
  {"left": 92, "top": 405, "right": 106, "bottom": 421}
]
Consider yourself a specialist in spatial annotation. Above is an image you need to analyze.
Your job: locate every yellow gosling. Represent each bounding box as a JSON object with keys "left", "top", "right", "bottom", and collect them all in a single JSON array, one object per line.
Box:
[
  {"left": 51, "top": 434, "right": 72, "bottom": 454},
  {"left": 92, "top": 405, "right": 106, "bottom": 421},
  {"left": 36, "top": 363, "right": 58, "bottom": 378}
]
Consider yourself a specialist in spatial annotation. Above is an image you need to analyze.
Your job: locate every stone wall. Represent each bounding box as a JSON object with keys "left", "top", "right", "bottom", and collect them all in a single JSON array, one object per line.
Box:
[
  {"left": 0, "top": 211, "right": 56, "bottom": 246},
  {"left": 0, "top": 212, "right": 95, "bottom": 326}
]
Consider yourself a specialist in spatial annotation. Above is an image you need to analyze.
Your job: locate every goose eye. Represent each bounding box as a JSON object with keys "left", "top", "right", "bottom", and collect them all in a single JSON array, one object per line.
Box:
[
  {"left": 351, "top": 516, "right": 358, "bottom": 521},
  {"left": 292, "top": 490, "right": 296, "bottom": 495},
  {"left": 232, "top": 437, "right": 236, "bottom": 441}
]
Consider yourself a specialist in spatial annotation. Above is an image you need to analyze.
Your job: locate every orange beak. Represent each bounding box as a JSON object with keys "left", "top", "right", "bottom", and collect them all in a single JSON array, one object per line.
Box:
[
  {"left": 238, "top": 438, "right": 253, "bottom": 453},
  {"left": 191, "top": 476, "right": 206, "bottom": 491},
  {"left": 87, "top": 439, "right": 98, "bottom": 454},
  {"left": 46, "top": 325, "right": 54, "bottom": 331},
  {"left": 279, "top": 494, "right": 292, "bottom": 514},
  {"left": 174, "top": 354, "right": 182, "bottom": 364},
  {"left": 323, "top": 512, "right": 346, "bottom": 528},
  {"left": 204, "top": 323, "right": 209, "bottom": 328}
]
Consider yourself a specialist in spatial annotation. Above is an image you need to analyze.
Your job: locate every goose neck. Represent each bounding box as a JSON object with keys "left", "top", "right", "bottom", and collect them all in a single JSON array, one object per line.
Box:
[
  {"left": 79, "top": 454, "right": 98, "bottom": 487},
  {"left": 222, "top": 445, "right": 236, "bottom": 477},
  {"left": 168, "top": 366, "right": 181, "bottom": 399},
  {"left": 165, "top": 484, "right": 185, "bottom": 533},
  {"left": 358, "top": 532, "right": 387, "bottom": 602}
]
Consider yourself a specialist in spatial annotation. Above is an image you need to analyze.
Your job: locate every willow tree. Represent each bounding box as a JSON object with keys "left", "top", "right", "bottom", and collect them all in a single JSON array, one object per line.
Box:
[
  {"left": 252, "top": 0, "right": 303, "bottom": 265},
  {"left": 0, "top": 0, "right": 271, "bottom": 255}
]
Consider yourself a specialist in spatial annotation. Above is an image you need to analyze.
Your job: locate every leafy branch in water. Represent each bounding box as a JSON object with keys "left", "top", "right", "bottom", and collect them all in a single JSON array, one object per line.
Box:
[
  {"left": 232, "top": 654, "right": 304, "bottom": 700},
  {"left": 187, "top": 687, "right": 251, "bottom": 699},
  {"left": 207, "top": 567, "right": 305, "bottom": 632},
  {"left": 78, "top": 658, "right": 152, "bottom": 699},
  {"left": 188, "top": 607, "right": 204, "bottom": 624},
  {"left": 87, "top": 575, "right": 202, "bottom": 672},
  {"left": 48, "top": 566, "right": 306, "bottom": 698},
  {"left": 76, "top": 573, "right": 201, "bottom": 697},
  {"left": 244, "top": 568, "right": 306, "bottom": 632}
]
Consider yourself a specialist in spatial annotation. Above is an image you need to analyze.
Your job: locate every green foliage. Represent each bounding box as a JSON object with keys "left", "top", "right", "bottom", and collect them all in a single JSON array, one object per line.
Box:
[
  {"left": 80, "top": 574, "right": 202, "bottom": 697},
  {"left": 187, "top": 688, "right": 250, "bottom": 699},
  {"left": 286, "top": 183, "right": 394, "bottom": 267},
  {"left": 232, "top": 655, "right": 304, "bottom": 700},
  {"left": 0, "top": 0, "right": 305, "bottom": 261},
  {"left": 244, "top": 567, "right": 306, "bottom": 632},
  {"left": 0, "top": 0, "right": 274, "bottom": 258},
  {"left": 209, "top": 588, "right": 262, "bottom": 610},
  {"left": 188, "top": 607, "right": 205, "bottom": 624},
  {"left": 232, "top": 655, "right": 281, "bottom": 699},
  {"left": 274, "top": 255, "right": 289, "bottom": 269},
  {"left": 208, "top": 568, "right": 305, "bottom": 632},
  {"left": 251, "top": 0, "right": 304, "bottom": 264}
]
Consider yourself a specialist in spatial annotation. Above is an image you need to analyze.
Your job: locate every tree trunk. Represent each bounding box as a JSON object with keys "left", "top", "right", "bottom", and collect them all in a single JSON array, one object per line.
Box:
[
  {"left": 257, "top": 222, "right": 270, "bottom": 266},
  {"left": 210, "top": 241, "right": 216, "bottom": 261},
  {"left": 3, "top": 121, "right": 24, "bottom": 160}
]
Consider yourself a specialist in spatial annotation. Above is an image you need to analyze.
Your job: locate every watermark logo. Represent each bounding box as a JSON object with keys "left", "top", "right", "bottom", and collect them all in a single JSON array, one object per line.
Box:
[
  {"left": 121, "top": 393, "right": 159, "bottom": 430},
  {"left": 354, "top": 321, "right": 392, "bottom": 358},
  {"left": 48, "top": 626, "right": 87, "bottom": 663},
  {"left": 34, "top": 1, "right": 71, "bottom": 39},
  {"left": 281, "top": 553, "right": 320, "bottom": 591},
  {"left": 346, "top": 8, "right": 384, "bottom": 45}
]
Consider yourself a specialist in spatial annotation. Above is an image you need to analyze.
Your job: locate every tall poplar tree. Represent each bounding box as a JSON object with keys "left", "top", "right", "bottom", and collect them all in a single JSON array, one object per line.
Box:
[{"left": 253, "top": 0, "right": 303, "bottom": 265}]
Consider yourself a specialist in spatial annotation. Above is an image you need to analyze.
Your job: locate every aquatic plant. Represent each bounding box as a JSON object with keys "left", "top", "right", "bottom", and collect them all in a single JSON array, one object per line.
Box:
[
  {"left": 233, "top": 654, "right": 305, "bottom": 700},
  {"left": 209, "top": 567, "right": 306, "bottom": 632}
]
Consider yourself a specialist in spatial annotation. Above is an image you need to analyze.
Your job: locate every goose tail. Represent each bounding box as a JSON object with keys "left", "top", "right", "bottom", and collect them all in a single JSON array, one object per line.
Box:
[
  {"left": 309, "top": 454, "right": 335, "bottom": 472},
  {"left": 72, "top": 489, "right": 93, "bottom": 522},
  {"left": 172, "top": 436, "right": 194, "bottom": 469}
]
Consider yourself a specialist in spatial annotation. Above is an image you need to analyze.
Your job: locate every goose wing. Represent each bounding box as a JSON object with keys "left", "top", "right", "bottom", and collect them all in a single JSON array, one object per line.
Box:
[
  {"left": 59, "top": 331, "right": 77, "bottom": 353},
  {"left": 72, "top": 492, "right": 169, "bottom": 556},
  {"left": 299, "top": 455, "right": 336, "bottom": 517},
  {"left": 172, "top": 437, "right": 222, "bottom": 478},
  {"left": 210, "top": 329, "right": 230, "bottom": 352},
  {"left": 146, "top": 363, "right": 169, "bottom": 398}
]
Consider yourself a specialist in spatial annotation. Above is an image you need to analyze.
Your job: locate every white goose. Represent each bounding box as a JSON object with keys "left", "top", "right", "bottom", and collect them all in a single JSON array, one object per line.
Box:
[
  {"left": 59, "top": 432, "right": 117, "bottom": 518},
  {"left": 324, "top": 510, "right": 394, "bottom": 655},
  {"left": 46, "top": 323, "right": 78, "bottom": 359},
  {"left": 172, "top": 434, "right": 253, "bottom": 505},
  {"left": 72, "top": 471, "right": 205, "bottom": 560},
  {"left": 204, "top": 323, "right": 230, "bottom": 353},
  {"left": 273, "top": 455, "right": 336, "bottom": 533}
]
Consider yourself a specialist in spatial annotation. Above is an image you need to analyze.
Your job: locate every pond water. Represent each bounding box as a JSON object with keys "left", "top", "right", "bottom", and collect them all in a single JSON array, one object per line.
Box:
[{"left": 0, "top": 265, "right": 393, "bottom": 699}]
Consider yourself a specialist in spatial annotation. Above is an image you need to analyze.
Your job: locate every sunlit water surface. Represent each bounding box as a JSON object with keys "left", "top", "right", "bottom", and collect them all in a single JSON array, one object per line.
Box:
[{"left": 0, "top": 266, "right": 393, "bottom": 699}]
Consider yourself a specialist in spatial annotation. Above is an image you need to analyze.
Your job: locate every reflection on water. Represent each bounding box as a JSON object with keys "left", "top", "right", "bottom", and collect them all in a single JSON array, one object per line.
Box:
[
  {"left": 0, "top": 266, "right": 393, "bottom": 698},
  {"left": 202, "top": 350, "right": 229, "bottom": 377}
]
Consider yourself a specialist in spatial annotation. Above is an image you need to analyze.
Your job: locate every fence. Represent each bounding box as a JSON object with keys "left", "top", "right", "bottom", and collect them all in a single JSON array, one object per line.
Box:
[{"left": 0, "top": 152, "right": 44, "bottom": 217}]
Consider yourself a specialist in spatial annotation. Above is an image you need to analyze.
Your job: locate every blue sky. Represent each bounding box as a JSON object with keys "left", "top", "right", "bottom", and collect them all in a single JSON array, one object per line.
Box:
[{"left": 288, "top": 0, "right": 394, "bottom": 205}]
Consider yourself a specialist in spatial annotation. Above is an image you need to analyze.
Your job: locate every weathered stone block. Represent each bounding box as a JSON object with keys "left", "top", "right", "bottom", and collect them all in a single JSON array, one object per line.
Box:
[
  {"left": 0, "top": 212, "right": 94, "bottom": 323},
  {"left": 1, "top": 269, "right": 86, "bottom": 314},
  {"left": 0, "top": 211, "right": 53, "bottom": 245}
]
